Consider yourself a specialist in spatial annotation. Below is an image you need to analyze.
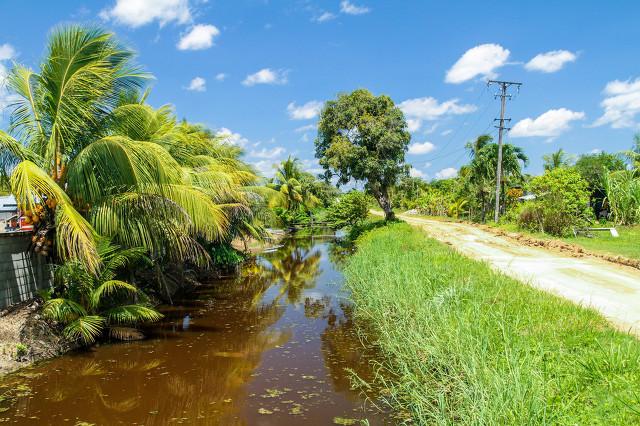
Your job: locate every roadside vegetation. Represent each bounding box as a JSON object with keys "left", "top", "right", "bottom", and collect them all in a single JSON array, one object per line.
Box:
[{"left": 345, "top": 222, "right": 640, "bottom": 424}]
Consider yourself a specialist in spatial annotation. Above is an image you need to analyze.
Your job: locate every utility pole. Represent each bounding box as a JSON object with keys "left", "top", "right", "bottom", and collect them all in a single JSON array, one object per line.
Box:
[{"left": 487, "top": 80, "right": 521, "bottom": 222}]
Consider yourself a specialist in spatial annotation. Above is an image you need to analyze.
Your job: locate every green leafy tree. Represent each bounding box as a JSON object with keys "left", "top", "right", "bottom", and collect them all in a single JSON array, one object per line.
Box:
[
  {"left": 326, "top": 191, "right": 370, "bottom": 228},
  {"left": 315, "top": 89, "right": 411, "bottom": 220},
  {"left": 574, "top": 151, "right": 626, "bottom": 216},
  {"left": 520, "top": 168, "right": 592, "bottom": 236},
  {"left": 42, "top": 241, "right": 162, "bottom": 345}
]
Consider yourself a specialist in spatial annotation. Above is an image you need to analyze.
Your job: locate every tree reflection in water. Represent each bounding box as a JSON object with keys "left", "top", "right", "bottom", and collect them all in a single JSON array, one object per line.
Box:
[{"left": 0, "top": 234, "right": 393, "bottom": 425}]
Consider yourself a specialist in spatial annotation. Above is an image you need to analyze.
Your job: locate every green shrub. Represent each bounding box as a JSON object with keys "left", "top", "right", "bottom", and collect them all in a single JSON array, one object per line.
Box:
[
  {"left": 14, "top": 343, "right": 28, "bottom": 360},
  {"left": 520, "top": 168, "right": 592, "bottom": 236},
  {"left": 326, "top": 191, "right": 370, "bottom": 229},
  {"left": 604, "top": 170, "right": 640, "bottom": 225},
  {"left": 208, "top": 243, "right": 245, "bottom": 266}
]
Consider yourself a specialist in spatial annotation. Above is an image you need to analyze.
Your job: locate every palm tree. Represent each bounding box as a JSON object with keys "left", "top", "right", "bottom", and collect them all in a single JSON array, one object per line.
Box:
[
  {"left": 0, "top": 25, "right": 268, "bottom": 273},
  {"left": 464, "top": 136, "right": 528, "bottom": 221},
  {"left": 42, "top": 240, "right": 162, "bottom": 345},
  {"left": 543, "top": 148, "right": 570, "bottom": 171},
  {"left": 268, "top": 156, "right": 319, "bottom": 212}
]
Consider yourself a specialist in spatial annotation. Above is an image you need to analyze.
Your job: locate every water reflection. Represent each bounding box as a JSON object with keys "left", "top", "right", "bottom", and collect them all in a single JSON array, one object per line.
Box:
[{"left": 0, "top": 233, "right": 392, "bottom": 425}]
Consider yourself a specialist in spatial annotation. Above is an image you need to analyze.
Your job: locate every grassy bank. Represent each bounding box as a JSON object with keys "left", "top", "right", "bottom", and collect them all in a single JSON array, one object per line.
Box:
[
  {"left": 344, "top": 223, "right": 640, "bottom": 424},
  {"left": 489, "top": 222, "right": 640, "bottom": 261}
]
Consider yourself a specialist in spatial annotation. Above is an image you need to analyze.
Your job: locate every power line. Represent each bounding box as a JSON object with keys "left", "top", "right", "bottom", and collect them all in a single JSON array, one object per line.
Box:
[{"left": 487, "top": 79, "right": 522, "bottom": 223}]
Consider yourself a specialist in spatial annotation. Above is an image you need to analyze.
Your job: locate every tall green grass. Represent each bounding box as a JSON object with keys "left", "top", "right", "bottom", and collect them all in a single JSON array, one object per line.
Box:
[{"left": 344, "top": 223, "right": 640, "bottom": 424}]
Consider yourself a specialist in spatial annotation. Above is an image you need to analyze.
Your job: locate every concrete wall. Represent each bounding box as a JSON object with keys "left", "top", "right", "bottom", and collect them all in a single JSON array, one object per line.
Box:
[{"left": 0, "top": 232, "right": 52, "bottom": 309}]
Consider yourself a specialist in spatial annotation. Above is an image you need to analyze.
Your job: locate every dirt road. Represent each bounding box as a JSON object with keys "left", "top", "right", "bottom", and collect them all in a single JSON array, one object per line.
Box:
[{"left": 389, "top": 213, "right": 640, "bottom": 335}]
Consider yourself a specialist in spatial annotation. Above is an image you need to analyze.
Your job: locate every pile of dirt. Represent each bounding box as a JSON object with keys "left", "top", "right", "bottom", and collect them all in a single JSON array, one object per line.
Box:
[
  {"left": 478, "top": 225, "right": 640, "bottom": 270},
  {"left": 0, "top": 300, "right": 73, "bottom": 377}
]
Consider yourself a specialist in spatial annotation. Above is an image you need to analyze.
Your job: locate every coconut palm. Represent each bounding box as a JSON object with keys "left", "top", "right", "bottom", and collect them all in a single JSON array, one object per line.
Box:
[
  {"left": 268, "top": 156, "right": 319, "bottom": 212},
  {"left": 42, "top": 240, "right": 162, "bottom": 345},
  {"left": 543, "top": 148, "right": 571, "bottom": 171},
  {"left": 0, "top": 25, "right": 268, "bottom": 273}
]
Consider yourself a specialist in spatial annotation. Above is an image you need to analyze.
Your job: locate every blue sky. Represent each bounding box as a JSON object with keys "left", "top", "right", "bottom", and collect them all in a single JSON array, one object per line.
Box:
[{"left": 1, "top": 0, "right": 639, "bottom": 180}]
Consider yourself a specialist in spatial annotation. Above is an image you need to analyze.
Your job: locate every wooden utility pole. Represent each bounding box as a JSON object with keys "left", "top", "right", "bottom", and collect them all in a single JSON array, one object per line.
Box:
[{"left": 487, "top": 80, "right": 521, "bottom": 222}]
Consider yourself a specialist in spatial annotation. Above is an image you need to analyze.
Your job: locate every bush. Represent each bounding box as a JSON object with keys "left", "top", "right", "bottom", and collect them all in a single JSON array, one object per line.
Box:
[
  {"left": 326, "top": 191, "right": 370, "bottom": 229},
  {"left": 519, "top": 168, "right": 592, "bottom": 236}
]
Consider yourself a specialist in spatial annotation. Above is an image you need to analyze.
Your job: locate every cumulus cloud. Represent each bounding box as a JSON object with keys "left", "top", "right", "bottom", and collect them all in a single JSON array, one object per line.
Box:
[
  {"left": 186, "top": 76, "right": 206, "bottom": 91},
  {"left": 295, "top": 124, "right": 316, "bottom": 133},
  {"left": 408, "top": 141, "right": 436, "bottom": 155},
  {"left": 399, "top": 96, "right": 476, "bottom": 132},
  {"left": 215, "top": 73, "right": 226, "bottom": 81},
  {"left": 216, "top": 128, "right": 249, "bottom": 147},
  {"left": 100, "top": 0, "right": 191, "bottom": 27},
  {"left": 177, "top": 24, "right": 220, "bottom": 50},
  {"left": 445, "top": 44, "right": 510, "bottom": 84},
  {"left": 0, "top": 44, "right": 15, "bottom": 61},
  {"left": 287, "top": 101, "right": 322, "bottom": 120},
  {"left": 242, "top": 68, "right": 288, "bottom": 86},
  {"left": 511, "top": 108, "right": 585, "bottom": 138},
  {"left": 435, "top": 167, "right": 458, "bottom": 179},
  {"left": 314, "top": 12, "right": 336, "bottom": 22},
  {"left": 249, "top": 146, "right": 286, "bottom": 159},
  {"left": 593, "top": 78, "right": 640, "bottom": 128},
  {"left": 0, "top": 44, "right": 17, "bottom": 115},
  {"left": 525, "top": 50, "right": 577, "bottom": 73},
  {"left": 409, "top": 167, "right": 426, "bottom": 178},
  {"left": 340, "top": 1, "right": 370, "bottom": 15},
  {"left": 252, "top": 160, "right": 278, "bottom": 177}
]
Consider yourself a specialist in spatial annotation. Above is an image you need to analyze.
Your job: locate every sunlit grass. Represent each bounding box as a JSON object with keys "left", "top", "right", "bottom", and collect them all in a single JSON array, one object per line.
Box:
[
  {"left": 344, "top": 223, "right": 640, "bottom": 424},
  {"left": 491, "top": 222, "right": 640, "bottom": 260}
]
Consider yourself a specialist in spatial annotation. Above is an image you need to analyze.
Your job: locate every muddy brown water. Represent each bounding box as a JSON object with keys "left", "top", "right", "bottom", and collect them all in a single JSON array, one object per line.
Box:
[{"left": 0, "top": 234, "right": 396, "bottom": 425}]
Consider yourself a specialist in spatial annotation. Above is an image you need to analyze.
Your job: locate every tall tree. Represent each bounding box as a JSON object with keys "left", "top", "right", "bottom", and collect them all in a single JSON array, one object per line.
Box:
[
  {"left": 315, "top": 89, "right": 410, "bottom": 220},
  {"left": 542, "top": 148, "right": 571, "bottom": 171}
]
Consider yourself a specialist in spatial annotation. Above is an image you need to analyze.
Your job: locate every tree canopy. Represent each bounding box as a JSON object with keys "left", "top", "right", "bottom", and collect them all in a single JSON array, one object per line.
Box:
[{"left": 315, "top": 89, "right": 410, "bottom": 220}]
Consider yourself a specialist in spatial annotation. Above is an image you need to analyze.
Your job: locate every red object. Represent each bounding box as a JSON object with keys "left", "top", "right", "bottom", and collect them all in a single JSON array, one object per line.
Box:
[{"left": 19, "top": 216, "right": 33, "bottom": 231}]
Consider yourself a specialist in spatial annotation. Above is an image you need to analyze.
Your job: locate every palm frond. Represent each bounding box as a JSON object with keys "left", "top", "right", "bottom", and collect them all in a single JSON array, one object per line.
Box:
[
  {"left": 42, "top": 298, "right": 87, "bottom": 322},
  {"left": 91, "top": 280, "right": 137, "bottom": 309},
  {"left": 105, "top": 305, "right": 163, "bottom": 324},
  {"left": 62, "top": 315, "right": 105, "bottom": 345}
]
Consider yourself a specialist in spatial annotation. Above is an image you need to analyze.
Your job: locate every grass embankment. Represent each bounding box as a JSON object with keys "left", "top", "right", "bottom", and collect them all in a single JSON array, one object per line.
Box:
[
  {"left": 489, "top": 222, "right": 640, "bottom": 260},
  {"left": 344, "top": 222, "right": 640, "bottom": 424}
]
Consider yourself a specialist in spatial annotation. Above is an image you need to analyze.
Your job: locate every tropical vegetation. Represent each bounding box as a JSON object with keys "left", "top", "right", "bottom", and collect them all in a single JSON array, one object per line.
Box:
[{"left": 344, "top": 222, "right": 640, "bottom": 424}]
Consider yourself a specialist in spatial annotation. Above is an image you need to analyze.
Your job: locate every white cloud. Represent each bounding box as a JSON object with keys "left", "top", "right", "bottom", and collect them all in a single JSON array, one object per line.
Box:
[
  {"left": 445, "top": 43, "right": 510, "bottom": 84},
  {"left": 242, "top": 68, "right": 288, "bottom": 86},
  {"left": 252, "top": 160, "right": 278, "bottom": 177},
  {"left": 593, "top": 78, "right": 640, "bottom": 128},
  {"left": 406, "top": 119, "right": 421, "bottom": 133},
  {"left": 340, "top": 1, "right": 370, "bottom": 15},
  {"left": 215, "top": 127, "right": 248, "bottom": 147},
  {"left": 511, "top": 108, "right": 585, "bottom": 138},
  {"left": 408, "top": 141, "right": 436, "bottom": 155},
  {"left": 441, "top": 129, "right": 452, "bottom": 136},
  {"left": 300, "top": 158, "right": 324, "bottom": 175},
  {"left": 177, "top": 24, "right": 220, "bottom": 50},
  {"left": 295, "top": 124, "right": 316, "bottom": 133},
  {"left": 100, "top": 0, "right": 191, "bottom": 28},
  {"left": 215, "top": 73, "right": 227, "bottom": 81},
  {"left": 0, "top": 46, "right": 18, "bottom": 115},
  {"left": 249, "top": 146, "right": 286, "bottom": 159},
  {"left": 409, "top": 167, "right": 426, "bottom": 178},
  {"left": 400, "top": 96, "right": 476, "bottom": 132},
  {"left": 0, "top": 44, "right": 15, "bottom": 61},
  {"left": 315, "top": 12, "right": 336, "bottom": 22},
  {"left": 424, "top": 162, "right": 432, "bottom": 168},
  {"left": 435, "top": 167, "right": 458, "bottom": 179},
  {"left": 590, "top": 148, "right": 602, "bottom": 154},
  {"left": 287, "top": 101, "right": 322, "bottom": 120},
  {"left": 186, "top": 76, "right": 206, "bottom": 91},
  {"left": 525, "top": 50, "right": 577, "bottom": 73}
]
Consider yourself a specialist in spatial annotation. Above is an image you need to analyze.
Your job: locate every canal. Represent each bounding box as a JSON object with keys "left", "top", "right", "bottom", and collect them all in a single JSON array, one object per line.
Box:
[{"left": 0, "top": 233, "right": 394, "bottom": 425}]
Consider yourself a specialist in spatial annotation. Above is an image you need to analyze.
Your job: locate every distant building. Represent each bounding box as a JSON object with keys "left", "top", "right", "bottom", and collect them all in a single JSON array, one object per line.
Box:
[{"left": 0, "top": 195, "right": 19, "bottom": 231}]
